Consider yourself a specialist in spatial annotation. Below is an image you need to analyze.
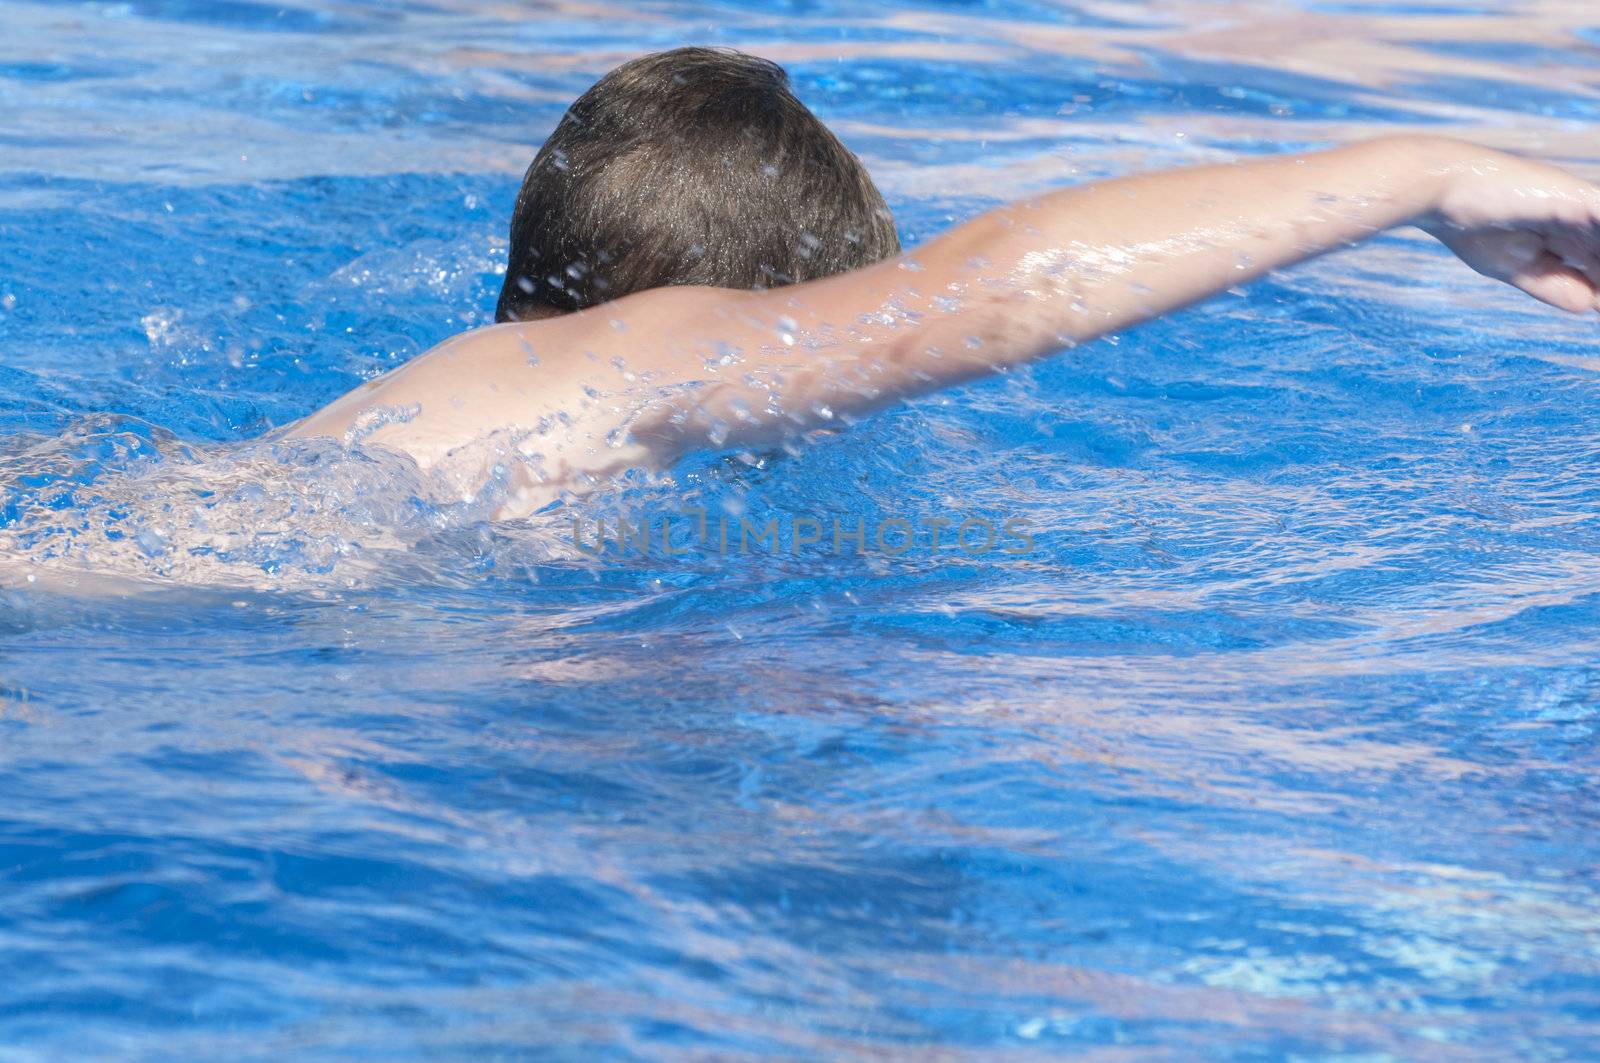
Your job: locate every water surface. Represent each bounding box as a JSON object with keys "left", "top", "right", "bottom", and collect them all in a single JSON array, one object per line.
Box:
[{"left": 3, "top": 0, "right": 1600, "bottom": 1057}]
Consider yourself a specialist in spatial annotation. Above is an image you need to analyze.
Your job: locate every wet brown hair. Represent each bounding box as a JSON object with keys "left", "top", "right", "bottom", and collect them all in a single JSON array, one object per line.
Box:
[{"left": 495, "top": 47, "right": 900, "bottom": 322}]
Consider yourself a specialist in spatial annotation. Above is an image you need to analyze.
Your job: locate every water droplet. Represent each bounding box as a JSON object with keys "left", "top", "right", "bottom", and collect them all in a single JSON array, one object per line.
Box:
[{"left": 344, "top": 402, "right": 421, "bottom": 446}]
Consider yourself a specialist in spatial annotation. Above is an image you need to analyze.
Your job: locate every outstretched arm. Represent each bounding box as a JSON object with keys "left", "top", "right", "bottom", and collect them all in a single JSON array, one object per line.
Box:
[{"left": 627, "top": 135, "right": 1600, "bottom": 454}]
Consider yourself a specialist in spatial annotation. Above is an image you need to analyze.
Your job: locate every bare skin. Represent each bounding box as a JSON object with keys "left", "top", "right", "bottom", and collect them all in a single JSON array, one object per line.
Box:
[{"left": 284, "top": 135, "right": 1600, "bottom": 519}]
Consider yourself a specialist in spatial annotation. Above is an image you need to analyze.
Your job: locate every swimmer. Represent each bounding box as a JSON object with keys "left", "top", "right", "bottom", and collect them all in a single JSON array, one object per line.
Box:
[{"left": 284, "top": 47, "right": 1600, "bottom": 519}]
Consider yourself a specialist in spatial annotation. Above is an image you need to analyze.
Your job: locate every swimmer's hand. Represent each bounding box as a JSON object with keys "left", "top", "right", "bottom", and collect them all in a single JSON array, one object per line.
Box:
[{"left": 1418, "top": 145, "right": 1600, "bottom": 314}]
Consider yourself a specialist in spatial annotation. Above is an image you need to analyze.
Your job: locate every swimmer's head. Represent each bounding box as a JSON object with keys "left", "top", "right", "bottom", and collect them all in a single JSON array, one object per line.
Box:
[{"left": 495, "top": 47, "right": 900, "bottom": 322}]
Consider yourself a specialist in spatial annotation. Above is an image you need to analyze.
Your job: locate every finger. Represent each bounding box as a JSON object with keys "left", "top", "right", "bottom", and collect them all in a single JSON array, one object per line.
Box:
[
  {"left": 1513, "top": 251, "right": 1599, "bottom": 314},
  {"left": 1547, "top": 230, "right": 1600, "bottom": 293}
]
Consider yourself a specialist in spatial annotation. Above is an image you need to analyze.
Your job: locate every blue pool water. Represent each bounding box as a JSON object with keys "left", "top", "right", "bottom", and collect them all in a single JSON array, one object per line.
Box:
[{"left": 4, "top": 0, "right": 1600, "bottom": 1056}]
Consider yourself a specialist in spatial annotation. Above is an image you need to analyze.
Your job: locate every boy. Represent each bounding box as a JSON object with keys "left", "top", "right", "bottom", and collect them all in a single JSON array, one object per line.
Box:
[{"left": 283, "top": 47, "right": 1600, "bottom": 521}]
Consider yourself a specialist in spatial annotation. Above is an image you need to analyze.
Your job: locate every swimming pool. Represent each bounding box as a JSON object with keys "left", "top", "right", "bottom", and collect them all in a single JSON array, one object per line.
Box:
[{"left": 4, "top": 0, "right": 1600, "bottom": 1056}]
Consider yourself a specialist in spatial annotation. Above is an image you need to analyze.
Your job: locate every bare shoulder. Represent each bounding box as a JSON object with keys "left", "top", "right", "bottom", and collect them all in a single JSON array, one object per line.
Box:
[
  {"left": 280, "top": 285, "right": 752, "bottom": 457},
  {"left": 276, "top": 268, "right": 942, "bottom": 493}
]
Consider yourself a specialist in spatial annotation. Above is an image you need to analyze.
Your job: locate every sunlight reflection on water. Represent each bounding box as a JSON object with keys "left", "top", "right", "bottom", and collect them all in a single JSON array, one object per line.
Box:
[{"left": 2, "top": 0, "right": 1600, "bottom": 1058}]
